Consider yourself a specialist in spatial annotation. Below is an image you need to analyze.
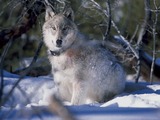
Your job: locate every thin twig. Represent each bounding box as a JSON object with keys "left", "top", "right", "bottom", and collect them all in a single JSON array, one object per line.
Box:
[
  {"left": 137, "top": 0, "right": 151, "bottom": 45},
  {"left": 49, "top": 95, "right": 76, "bottom": 120},
  {"left": 0, "top": 0, "right": 45, "bottom": 48},
  {"left": 104, "top": 0, "right": 111, "bottom": 41},
  {"left": 89, "top": 0, "right": 139, "bottom": 59},
  {"left": 17, "top": 85, "right": 43, "bottom": 120},
  {"left": 0, "top": 38, "right": 13, "bottom": 103},
  {"left": 112, "top": 22, "right": 139, "bottom": 59},
  {"left": 130, "top": 25, "right": 139, "bottom": 43},
  {"left": 135, "top": 0, "right": 151, "bottom": 83},
  {"left": 150, "top": 0, "right": 158, "bottom": 84},
  {"left": 0, "top": 40, "right": 43, "bottom": 106}
]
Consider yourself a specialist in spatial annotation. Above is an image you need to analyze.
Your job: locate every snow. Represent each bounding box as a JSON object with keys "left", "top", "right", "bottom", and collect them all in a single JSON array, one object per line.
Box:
[{"left": 1, "top": 70, "right": 160, "bottom": 119}]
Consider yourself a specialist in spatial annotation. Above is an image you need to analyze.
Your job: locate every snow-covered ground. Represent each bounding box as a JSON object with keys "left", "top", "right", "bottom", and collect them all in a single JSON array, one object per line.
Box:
[{"left": 1, "top": 70, "right": 160, "bottom": 120}]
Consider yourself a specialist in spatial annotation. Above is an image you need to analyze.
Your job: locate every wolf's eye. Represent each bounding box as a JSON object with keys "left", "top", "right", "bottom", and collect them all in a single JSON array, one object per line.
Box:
[
  {"left": 62, "top": 27, "right": 69, "bottom": 32},
  {"left": 52, "top": 26, "right": 56, "bottom": 30}
]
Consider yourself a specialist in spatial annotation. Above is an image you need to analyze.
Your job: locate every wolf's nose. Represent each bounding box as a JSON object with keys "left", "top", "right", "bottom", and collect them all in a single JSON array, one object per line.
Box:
[{"left": 56, "top": 39, "right": 62, "bottom": 47}]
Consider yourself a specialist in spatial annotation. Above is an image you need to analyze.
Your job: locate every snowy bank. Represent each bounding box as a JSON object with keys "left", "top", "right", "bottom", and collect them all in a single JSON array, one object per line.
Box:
[{"left": 0, "top": 70, "right": 160, "bottom": 119}]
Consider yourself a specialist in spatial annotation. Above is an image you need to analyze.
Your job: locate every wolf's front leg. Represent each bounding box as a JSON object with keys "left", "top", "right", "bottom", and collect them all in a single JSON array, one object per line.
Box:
[{"left": 71, "top": 81, "right": 87, "bottom": 105}]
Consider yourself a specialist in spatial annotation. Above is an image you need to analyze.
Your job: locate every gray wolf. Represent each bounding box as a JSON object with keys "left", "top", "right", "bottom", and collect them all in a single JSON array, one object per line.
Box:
[{"left": 43, "top": 6, "right": 126, "bottom": 105}]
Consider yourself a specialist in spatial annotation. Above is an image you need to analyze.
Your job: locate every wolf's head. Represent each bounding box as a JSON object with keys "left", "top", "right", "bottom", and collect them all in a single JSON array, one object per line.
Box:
[{"left": 43, "top": 6, "right": 78, "bottom": 55}]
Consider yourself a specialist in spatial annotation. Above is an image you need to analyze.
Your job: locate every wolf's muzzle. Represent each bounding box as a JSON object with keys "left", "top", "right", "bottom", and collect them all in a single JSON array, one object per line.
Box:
[{"left": 56, "top": 39, "right": 62, "bottom": 47}]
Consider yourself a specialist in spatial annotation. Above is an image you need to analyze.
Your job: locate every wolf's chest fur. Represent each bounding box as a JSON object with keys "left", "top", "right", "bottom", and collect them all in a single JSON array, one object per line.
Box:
[
  {"left": 49, "top": 48, "right": 82, "bottom": 84},
  {"left": 50, "top": 49, "right": 80, "bottom": 71}
]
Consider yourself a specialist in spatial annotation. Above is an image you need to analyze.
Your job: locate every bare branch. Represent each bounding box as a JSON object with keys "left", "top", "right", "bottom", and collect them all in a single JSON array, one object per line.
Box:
[
  {"left": 17, "top": 85, "right": 43, "bottom": 119},
  {"left": 130, "top": 25, "right": 139, "bottom": 43},
  {"left": 137, "top": 0, "right": 151, "bottom": 45},
  {"left": 0, "top": 40, "right": 43, "bottom": 106},
  {"left": 0, "top": 0, "right": 45, "bottom": 48},
  {"left": 104, "top": 0, "right": 111, "bottom": 41},
  {"left": 135, "top": 0, "right": 151, "bottom": 83},
  {"left": 49, "top": 95, "right": 76, "bottom": 120},
  {"left": 0, "top": 39, "right": 13, "bottom": 103},
  {"left": 150, "top": 0, "right": 158, "bottom": 84},
  {"left": 87, "top": 0, "right": 139, "bottom": 59}
]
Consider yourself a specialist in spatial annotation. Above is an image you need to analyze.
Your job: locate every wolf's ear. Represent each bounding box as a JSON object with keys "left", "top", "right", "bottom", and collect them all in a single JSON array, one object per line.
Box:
[
  {"left": 63, "top": 8, "right": 74, "bottom": 21},
  {"left": 45, "top": 6, "right": 55, "bottom": 21}
]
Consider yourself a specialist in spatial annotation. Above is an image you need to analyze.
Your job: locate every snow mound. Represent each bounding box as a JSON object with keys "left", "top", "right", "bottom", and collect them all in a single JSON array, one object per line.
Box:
[{"left": 1, "top": 71, "right": 160, "bottom": 119}]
